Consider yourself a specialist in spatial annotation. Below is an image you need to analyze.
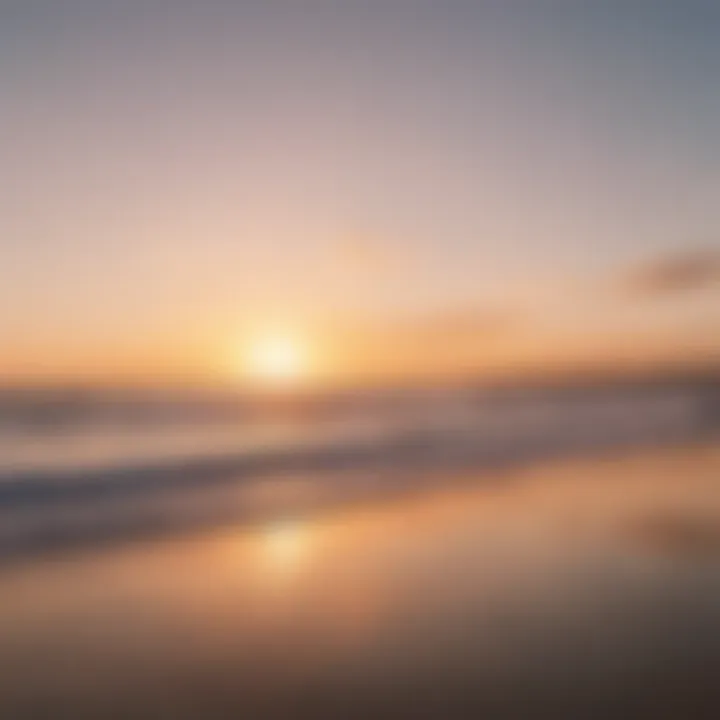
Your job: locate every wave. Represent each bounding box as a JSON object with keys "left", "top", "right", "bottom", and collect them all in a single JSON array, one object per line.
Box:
[{"left": 0, "top": 384, "right": 716, "bottom": 558}]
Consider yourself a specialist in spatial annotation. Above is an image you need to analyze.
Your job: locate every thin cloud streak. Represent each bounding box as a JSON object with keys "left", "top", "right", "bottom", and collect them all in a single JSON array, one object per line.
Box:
[{"left": 625, "top": 248, "right": 720, "bottom": 296}]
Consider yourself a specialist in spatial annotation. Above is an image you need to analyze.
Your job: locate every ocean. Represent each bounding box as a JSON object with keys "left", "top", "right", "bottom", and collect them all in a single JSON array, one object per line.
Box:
[
  {"left": 0, "top": 380, "right": 718, "bottom": 717},
  {"left": 0, "top": 379, "right": 716, "bottom": 556}
]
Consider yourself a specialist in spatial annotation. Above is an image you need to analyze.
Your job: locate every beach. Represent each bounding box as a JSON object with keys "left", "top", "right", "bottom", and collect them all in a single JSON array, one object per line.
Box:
[{"left": 0, "top": 439, "right": 718, "bottom": 719}]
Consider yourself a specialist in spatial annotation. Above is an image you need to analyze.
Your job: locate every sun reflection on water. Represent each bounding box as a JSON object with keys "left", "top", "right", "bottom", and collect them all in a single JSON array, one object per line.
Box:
[{"left": 261, "top": 519, "right": 311, "bottom": 572}]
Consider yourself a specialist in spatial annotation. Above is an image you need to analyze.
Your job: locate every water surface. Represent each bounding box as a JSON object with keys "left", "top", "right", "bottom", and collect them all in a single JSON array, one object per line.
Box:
[{"left": 0, "top": 442, "right": 718, "bottom": 718}]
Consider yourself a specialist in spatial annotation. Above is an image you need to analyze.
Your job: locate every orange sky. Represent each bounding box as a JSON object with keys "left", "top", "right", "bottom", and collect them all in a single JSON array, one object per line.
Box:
[{"left": 2, "top": 2, "right": 719, "bottom": 386}]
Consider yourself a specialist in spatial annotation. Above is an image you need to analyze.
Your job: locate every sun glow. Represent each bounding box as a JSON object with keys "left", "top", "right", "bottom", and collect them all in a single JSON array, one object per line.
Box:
[
  {"left": 238, "top": 332, "right": 311, "bottom": 386},
  {"left": 262, "top": 520, "right": 310, "bottom": 569}
]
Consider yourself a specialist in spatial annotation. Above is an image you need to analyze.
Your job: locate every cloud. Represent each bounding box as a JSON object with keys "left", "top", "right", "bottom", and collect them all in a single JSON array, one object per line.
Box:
[
  {"left": 327, "top": 307, "right": 517, "bottom": 363},
  {"left": 626, "top": 248, "right": 720, "bottom": 296},
  {"left": 399, "top": 309, "right": 512, "bottom": 341},
  {"left": 331, "top": 229, "right": 401, "bottom": 277}
]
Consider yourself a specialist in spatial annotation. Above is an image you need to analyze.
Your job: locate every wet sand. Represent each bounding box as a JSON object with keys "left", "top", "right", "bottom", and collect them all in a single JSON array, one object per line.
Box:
[{"left": 0, "top": 441, "right": 718, "bottom": 719}]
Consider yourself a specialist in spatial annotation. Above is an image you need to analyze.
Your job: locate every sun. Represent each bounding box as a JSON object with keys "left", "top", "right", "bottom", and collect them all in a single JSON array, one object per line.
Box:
[{"left": 240, "top": 333, "right": 310, "bottom": 386}]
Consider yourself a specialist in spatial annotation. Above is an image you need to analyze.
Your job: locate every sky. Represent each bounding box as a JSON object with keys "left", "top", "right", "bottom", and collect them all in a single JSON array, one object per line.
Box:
[{"left": 2, "top": 0, "right": 720, "bottom": 385}]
